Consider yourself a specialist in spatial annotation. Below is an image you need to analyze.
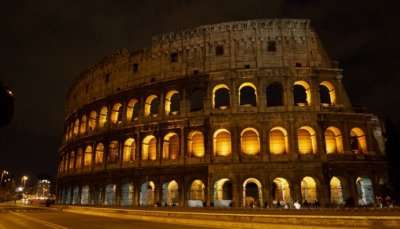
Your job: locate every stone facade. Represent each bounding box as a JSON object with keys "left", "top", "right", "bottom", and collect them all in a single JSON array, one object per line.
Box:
[{"left": 57, "top": 19, "right": 388, "bottom": 208}]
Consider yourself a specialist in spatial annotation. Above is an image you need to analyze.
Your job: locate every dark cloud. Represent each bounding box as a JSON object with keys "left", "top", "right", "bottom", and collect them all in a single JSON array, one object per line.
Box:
[{"left": 0, "top": 0, "right": 398, "bottom": 176}]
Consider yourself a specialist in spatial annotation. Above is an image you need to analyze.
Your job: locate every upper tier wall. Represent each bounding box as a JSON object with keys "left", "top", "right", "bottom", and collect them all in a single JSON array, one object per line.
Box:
[{"left": 66, "top": 19, "right": 333, "bottom": 117}]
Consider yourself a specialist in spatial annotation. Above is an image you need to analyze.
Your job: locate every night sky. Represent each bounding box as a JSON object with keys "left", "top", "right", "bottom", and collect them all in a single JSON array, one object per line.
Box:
[{"left": 0, "top": 1, "right": 398, "bottom": 178}]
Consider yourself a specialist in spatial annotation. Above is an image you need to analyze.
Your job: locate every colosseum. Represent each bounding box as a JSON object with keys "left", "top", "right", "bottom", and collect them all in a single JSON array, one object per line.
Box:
[{"left": 57, "top": 19, "right": 388, "bottom": 208}]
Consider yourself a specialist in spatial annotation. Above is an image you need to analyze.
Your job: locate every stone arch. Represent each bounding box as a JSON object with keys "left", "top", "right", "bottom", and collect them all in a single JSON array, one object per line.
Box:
[
  {"left": 140, "top": 181, "right": 155, "bottom": 206},
  {"left": 240, "top": 128, "right": 260, "bottom": 155},
  {"left": 320, "top": 81, "right": 336, "bottom": 106},
  {"left": 350, "top": 127, "right": 367, "bottom": 154},
  {"left": 72, "top": 186, "right": 80, "bottom": 205},
  {"left": 95, "top": 143, "right": 104, "bottom": 165},
  {"left": 88, "top": 110, "right": 97, "bottom": 131},
  {"left": 68, "top": 151, "right": 75, "bottom": 171},
  {"left": 123, "top": 138, "right": 136, "bottom": 162},
  {"left": 356, "top": 177, "right": 374, "bottom": 205},
  {"left": 162, "top": 132, "right": 180, "bottom": 160},
  {"left": 165, "top": 90, "right": 180, "bottom": 115},
  {"left": 325, "top": 127, "right": 344, "bottom": 154},
  {"left": 81, "top": 185, "right": 90, "bottom": 205},
  {"left": 266, "top": 82, "right": 284, "bottom": 106},
  {"left": 142, "top": 135, "right": 157, "bottom": 160},
  {"left": 99, "top": 106, "right": 108, "bottom": 128},
  {"left": 144, "top": 95, "right": 159, "bottom": 117},
  {"left": 126, "top": 98, "right": 139, "bottom": 122},
  {"left": 73, "top": 118, "right": 80, "bottom": 136},
  {"left": 80, "top": 115, "right": 87, "bottom": 134},
  {"left": 242, "top": 178, "right": 263, "bottom": 207},
  {"left": 121, "top": 183, "right": 134, "bottom": 206},
  {"left": 297, "top": 126, "right": 317, "bottom": 154},
  {"left": 104, "top": 184, "right": 116, "bottom": 205},
  {"left": 75, "top": 148, "right": 83, "bottom": 169},
  {"left": 293, "top": 80, "right": 311, "bottom": 106},
  {"left": 269, "top": 127, "right": 289, "bottom": 155},
  {"left": 330, "top": 176, "right": 344, "bottom": 205},
  {"left": 83, "top": 145, "right": 92, "bottom": 168},
  {"left": 213, "top": 178, "right": 233, "bottom": 207},
  {"left": 187, "top": 131, "right": 205, "bottom": 158},
  {"left": 108, "top": 140, "right": 119, "bottom": 163},
  {"left": 239, "top": 82, "right": 257, "bottom": 106},
  {"left": 110, "top": 103, "right": 123, "bottom": 124},
  {"left": 212, "top": 84, "right": 230, "bottom": 109},
  {"left": 213, "top": 129, "right": 232, "bottom": 157},
  {"left": 301, "top": 176, "right": 318, "bottom": 203},
  {"left": 162, "top": 180, "right": 179, "bottom": 207},
  {"left": 272, "top": 177, "right": 291, "bottom": 203},
  {"left": 189, "top": 179, "right": 205, "bottom": 207}
]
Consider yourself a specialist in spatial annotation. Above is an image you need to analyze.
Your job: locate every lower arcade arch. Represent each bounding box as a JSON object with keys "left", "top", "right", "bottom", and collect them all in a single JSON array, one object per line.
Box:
[
  {"left": 140, "top": 181, "right": 155, "bottom": 206},
  {"left": 330, "top": 176, "right": 344, "bottom": 205},
  {"left": 214, "top": 178, "right": 233, "bottom": 208},
  {"left": 272, "top": 177, "right": 291, "bottom": 204},
  {"left": 188, "top": 179, "right": 205, "bottom": 207},
  {"left": 80, "top": 185, "right": 90, "bottom": 205},
  {"left": 162, "top": 180, "right": 179, "bottom": 206},
  {"left": 356, "top": 177, "right": 374, "bottom": 205},
  {"left": 121, "top": 183, "right": 134, "bottom": 206},
  {"left": 242, "top": 178, "right": 263, "bottom": 208},
  {"left": 301, "top": 176, "right": 318, "bottom": 204},
  {"left": 104, "top": 184, "right": 116, "bottom": 206}
]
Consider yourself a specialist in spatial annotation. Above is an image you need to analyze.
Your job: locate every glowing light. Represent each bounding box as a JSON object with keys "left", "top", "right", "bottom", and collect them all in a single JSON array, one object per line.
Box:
[
  {"left": 269, "top": 127, "right": 288, "bottom": 155},
  {"left": 240, "top": 128, "right": 260, "bottom": 155},
  {"left": 213, "top": 129, "right": 232, "bottom": 156},
  {"left": 142, "top": 135, "right": 157, "bottom": 160},
  {"left": 301, "top": 176, "right": 317, "bottom": 203},
  {"left": 294, "top": 81, "right": 311, "bottom": 106},
  {"left": 188, "top": 131, "right": 205, "bottom": 158},
  {"left": 325, "top": 127, "right": 344, "bottom": 154},
  {"left": 297, "top": 126, "right": 317, "bottom": 154}
]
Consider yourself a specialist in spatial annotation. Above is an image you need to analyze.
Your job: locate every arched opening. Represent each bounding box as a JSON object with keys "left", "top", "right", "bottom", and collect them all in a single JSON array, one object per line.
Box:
[
  {"left": 293, "top": 81, "right": 311, "bottom": 106},
  {"left": 319, "top": 81, "right": 336, "bottom": 106},
  {"left": 187, "top": 131, "right": 205, "bottom": 158},
  {"left": 266, "top": 82, "right": 284, "bottom": 106},
  {"left": 110, "top": 103, "right": 123, "bottom": 124},
  {"left": 213, "top": 84, "right": 230, "bottom": 109},
  {"left": 330, "top": 177, "right": 344, "bottom": 205},
  {"left": 189, "top": 179, "right": 205, "bottom": 207},
  {"left": 95, "top": 143, "right": 104, "bottom": 165},
  {"left": 214, "top": 178, "right": 233, "bottom": 207},
  {"left": 68, "top": 151, "right": 75, "bottom": 171},
  {"left": 140, "top": 181, "right": 155, "bottom": 206},
  {"left": 213, "top": 129, "right": 232, "bottom": 157},
  {"left": 65, "top": 187, "right": 72, "bottom": 204},
  {"left": 325, "top": 127, "right": 344, "bottom": 154},
  {"left": 142, "top": 135, "right": 157, "bottom": 161},
  {"left": 84, "top": 146, "right": 92, "bottom": 168},
  {"left": 126, "top": 98, "right": 139, "bottom": 122},
  {"left": 81, "top": 185, "right": 90, "bottom": 205},
  {"left": 269, "top": 127, "right": 289, "bottom": 155},
  {"left": 240, "top": 128, "right": 260, "bottom": 155},
  {"left": 162, "top": 180, "right": 179, "bottom": 207},
  {"left": 75, "top": 148, "right": 83, "bottom": 170},
  {"left": 243, "top": 178, "right": 263, "bottom": 208},
  {"left": 99, "top": 106, "right": 108, "bottom": 128},
  {"left": 162, "top": 132, "right": 179, "bottom": 160},
  {"left": 104, "top": 184, "right": 116, "bottom": 206},
  {"left": 165, "top": 90, "right": 180, "bottom": 115},
  {"left": 301, "top": 176, "right": 318, "bottom": 204},
  {"left": 73, "top": 119, "right": 80, "bottom": 136},
  {"left": 272, "top": 178, "right": 291, "bottom": 204},
  {"left": 239, "top": 82, "right": 257, "bottom": 107},
  {"left": 189, "top": 89, "right": 204, "bottom": 112},
  {"left": 297, "top": 126, "right": 317, "bottom": 154},
  {"left": 144, "top": 95, "right": 159, "bottom": 117},
  {"left": 123, "top": 138, "right": 135, "bottom": 162},
  {"left": 80, "top": 115, "right": 87, "bottom": 134},
  {"left": 350, "top": 128, "right": 367, "bottom": 154},
  {"left": 356, "top": 177, "right": 374, "bottom": 205},
  {"left": 121, "top": 183, "right": 134, "bottom": 206},
  {"left": 108, "top": 141, "right": 119, "bottom": 163},
  {"left": 88, "top": 111, "right": 97, "bottom": 131},
  {"left": 72, "top": 186, "right": 80, "bottom": 205}
]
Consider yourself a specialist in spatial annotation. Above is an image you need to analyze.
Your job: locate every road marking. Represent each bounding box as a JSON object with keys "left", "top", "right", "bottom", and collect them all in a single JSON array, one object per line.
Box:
[{"left": 10, "top": 212, "right": 68, "bottom": 229}]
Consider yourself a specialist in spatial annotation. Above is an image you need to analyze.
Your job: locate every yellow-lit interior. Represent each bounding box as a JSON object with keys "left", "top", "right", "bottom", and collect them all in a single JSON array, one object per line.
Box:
[
  {"left": 297, "top": 126, "right": 317, "bottom": 154},
  {"left": 73, "top": 119, "right": 80, "bottom": 136},
  {"left": 95, "top": 143, "right": 104, "bottom": 164},
  {"left": 110, "top": 103, "right": 122, "bottom": 124},
  {"left": 99, "top": 106, "right": 108, "bottom": 128},
  {"left": 294, "top": 81, "right": 311, "bottom": 105},
  {"left": 167, "top": 180, "right": 179, "bottom": 205},
  {"left": 320, "top": 81, "right": 336, "bottom": 105},
  {"left": 351, "top": 127, "right": 367, "bottom": 154},
  {"left": 165, "top": 90, "right": 179, "bottom": 115},
  {"left": 84, "top": 146, "right": 92, "bottom": 167},
  {"left": 214, "top": 178, "right": 230, "bottom": 200},
  {"left": 269, "top": 127, "right": 289, "bottom": 155},
  {"left": 88, "top": 111, "right": 97, "bottom": 131},
  {"left": 69, "top": 151, "right": 75, "bottom": 170},
  {"left": 142, "top": 135, "right": 157, "bottom": 160},
  {"left": 301, "top": 176, "right": 317, "bottom": 202},
  {"left": 325, "top": 127, "right": 344, "bottom": 154},
  {"left": 126, "top": 99, "right": 138, "bottom": 122},
  {"left": 123, "top": 138, "right": 135, "bottom": 162},
  {"left": 273, "top": 177, "right": 291, "bottom": 202},
  {"left": 238, "top": 82, "right": 257, "bottom": 106},
  {"left": 75, "top": 148, "right": 83, "bottom": 169},
  {"left": 330, "top": 176, "right": 343, "bottom": 204},
  {"left": 240, "top": 128, "right": 260, "bottom": 155},
  {"left": 80, "top": 115, "right": 87, "bottom": 135},
  {"left": 212, "top": 84, "right": 230, "bottom": 109},
  {"left": 188, "top": 131, "right": 205, "bottom": 158},
  {"left": 213, "top": 129, "right": 232, "bottom": 156},
  {"left": 190, "top": 179, "right": 205, "bottom": 200},
  {"left": 108, "top": 141, "right": 119, "bottom": 162},
  {"left": 144, "top": 95, "right": 158, "bottom": 117},
  {"left": 163, "top": 132, "right": 179, "bottom": 160}
]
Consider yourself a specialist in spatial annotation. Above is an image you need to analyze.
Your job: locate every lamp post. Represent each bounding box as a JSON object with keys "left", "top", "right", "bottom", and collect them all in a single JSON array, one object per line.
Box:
[
  {"left": 1, "top": 170, "right": 8, "bottom": 183},
  {"left": 21, "top": 175, "right": 28, "bottom": 188}
]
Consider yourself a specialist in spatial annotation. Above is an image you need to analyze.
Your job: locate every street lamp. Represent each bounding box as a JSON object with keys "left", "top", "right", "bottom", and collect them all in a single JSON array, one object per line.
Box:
[
  {"left": 1, "top": 170, "right": 8, "bottom": 183},
  {"left": 21, "top": 175, "right": 28, "bottom": 187}
]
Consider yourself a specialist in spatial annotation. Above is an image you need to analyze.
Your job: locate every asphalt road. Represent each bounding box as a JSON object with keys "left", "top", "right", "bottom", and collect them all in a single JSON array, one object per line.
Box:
[{"left": 0, "top": 205, "right": 205, "bottom": 229}]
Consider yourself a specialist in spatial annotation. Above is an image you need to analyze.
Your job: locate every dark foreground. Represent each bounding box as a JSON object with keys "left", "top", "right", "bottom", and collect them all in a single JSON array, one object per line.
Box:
[{"left": 1, "top": 204, "right": 400, "bottom": 229}]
